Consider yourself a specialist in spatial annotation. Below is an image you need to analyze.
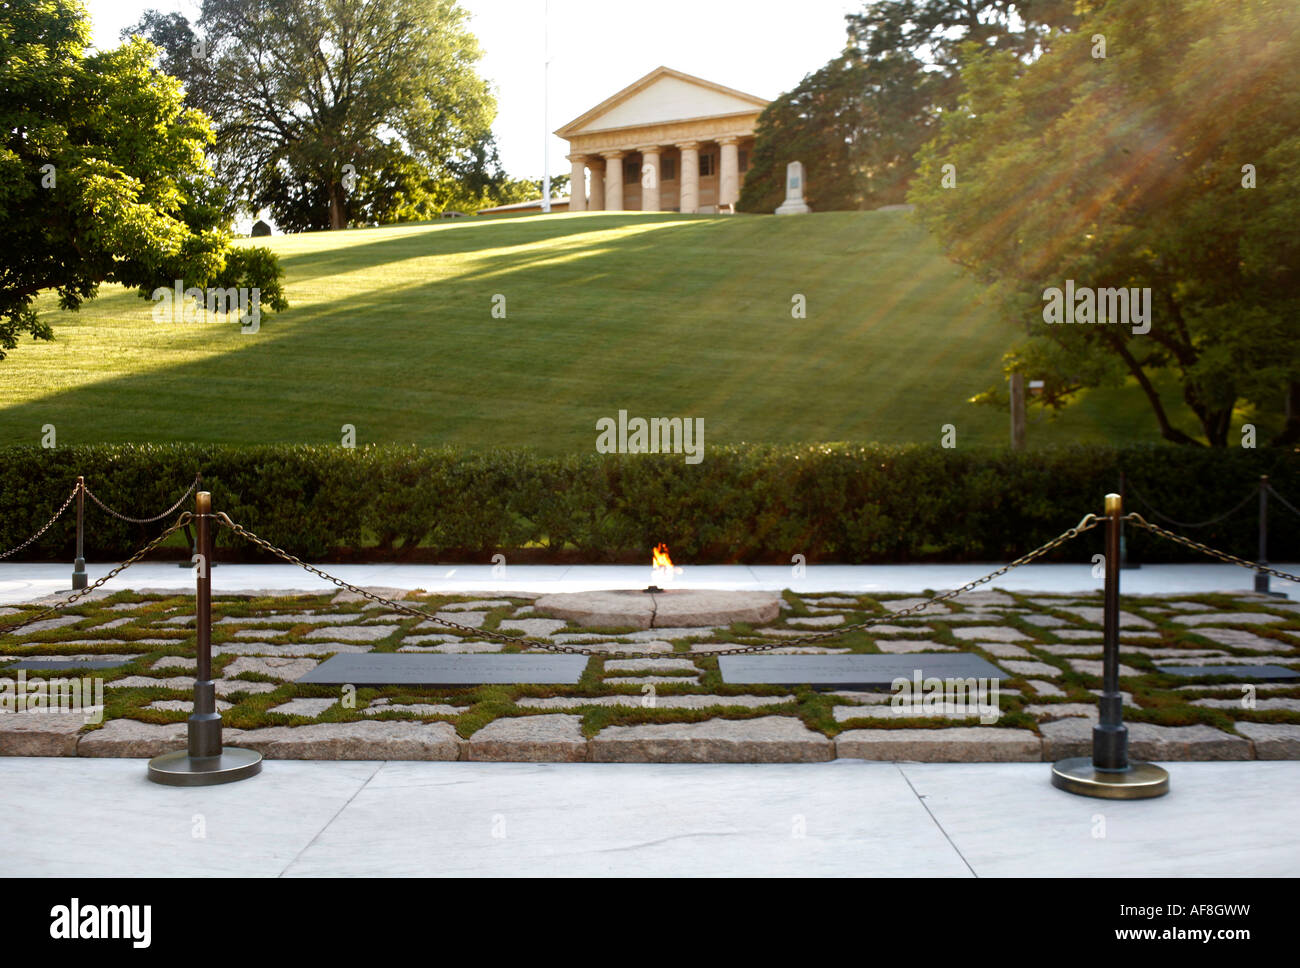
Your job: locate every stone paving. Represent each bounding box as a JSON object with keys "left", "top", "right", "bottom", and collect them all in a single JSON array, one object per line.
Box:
[{"left": 2, "top": 586, "right": 1298, "bottom": 762}]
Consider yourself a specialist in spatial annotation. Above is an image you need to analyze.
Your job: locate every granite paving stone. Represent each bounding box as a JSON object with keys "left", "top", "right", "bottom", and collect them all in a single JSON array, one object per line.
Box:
[
  {"left": 873, "top": 640, "right": 956, "bottom": 654},
  {"left": 1058, "top": 607, "right": 1155, "bottom": 628},
  {"left": 497, "top": 618, "right": 568, "bottom": 637},
  {"left": 0, "top": 710, "right": 93, "bottom": 755},
  {"left": 1025, "top": 679, "right": 1066, "bottom": 697},
  {"left": 1236, "top": 722, "right": 1300, "bottom": 759},
  {"left": 786, "top": 614, "right": 845, "bottom": 627},
  {"left": 146, "top": 699, "right": 231, "bottom": 712},
  {"left": 1193, "top": 628, "right": 1292, "bottom": 652},
  {"left": 603, "top": 658, "right": 699, "bottom": 673},
  {"left": 951, "top": 626, "right": 1033, "bottom": 643},
  {"left": 998, "top": 660, "right": 1062, "bottom": 677},
  {"left": 1021, "top": 614, "right": 1070, "bottom": 627},
  {"left": 399, "top": 641, "right": 505, "bottom": 653},
  {"left": 1064, "top": 659, "right": 1143, "bottom": 677},
  {"left": 361, "top": 703, "right": 464, "bottom": 717},
  {"left": 467, "top": 714, "right": 587, "bottom": 762},
  {"left": 975, "top": 643, "right": 1035, "bottom": 658},
  {"left": 560, "top": 640, "right": 673, "bottom": 654},
  {"left": 880, "top": 598, "right": 951, "bottom": 614},
  {"left": 213, "top": 641, "right": 372, "bottom": 656},
  {"left": 151, "top": 656, "right": 193, "bottom": 670},
  {"left": 958, "top": 591, "right": 1016, "bottom": 606},
  {"left": 516, "top": 694, "right": 794, "bottom": 710},
  {"left": 1154, "top": 655, "right": 1299, "bottom": 667},
  {"left": 231, "top": 721, "right": 461, "bottom": 759},
  {"left": 833, "top": 705, "right": 988, "bottom": 722},
  {"left": 107, "top": 675, "right": 196, "bottom": 690},
  {"left": 1172, "top": 612, "right": 1287, "bottom": 626},
  {"left": 268, "top": 698, "right": 338, "bottom": 717},
  {"left": 14, "top": 616, "right": 86, "bottom": 635},
  {"left": 216, "top": 614, "right": 359, "bottom": 626},
  {"left": 215, "top": 680, "right": 279, "bottom": 696},
  {"left": 603, "top": 675, "right": 701, "bottom": 686},
  {"left": 1191, "top": 697, "right": 1300, "bottom": 712},
  {"left": 77, "top": 719, "right": 190, "bottom": 757},
  {"left": 305, "top": 625, "right": 400, "bottom": 641},
  {"left": 222, "top": 657, "right": 319, "bottom": 681},
  {"left": 330, "top": 587, "right": 413, "bottom": 605},
  {"left": 836, "top": 727, "right": 1040, "bottom": 762},
  {"left": 591, "top": 716, "right": 832, "bottom": 763},
  {"left": 1040, "top": 718, "right": 1251, "bottom": 760}
]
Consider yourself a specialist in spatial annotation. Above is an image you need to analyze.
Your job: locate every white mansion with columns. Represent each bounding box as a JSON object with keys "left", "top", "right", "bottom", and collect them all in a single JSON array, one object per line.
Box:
[{"left": 557, "top": 67, "right": 769, "bottom": 214}]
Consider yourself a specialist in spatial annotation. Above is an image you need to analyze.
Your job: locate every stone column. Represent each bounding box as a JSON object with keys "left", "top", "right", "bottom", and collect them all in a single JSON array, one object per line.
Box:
[
  {"left": 602, "top": 150, "right": 625, "bottom": 212},
  {"left": 678, "top": 141, "right": 700, "bottom": 214},
  {"left": 718, "top": 137, "right": 740, "bottom": 211},
  {"left": 588, "top": 157, "right": 605, "bottom": 210},
  {"left": 567, "top": 155, "right": 587, "bottom": 212},
  {"left": 638, "top": 147, "right": 660, "bottom": 211}
]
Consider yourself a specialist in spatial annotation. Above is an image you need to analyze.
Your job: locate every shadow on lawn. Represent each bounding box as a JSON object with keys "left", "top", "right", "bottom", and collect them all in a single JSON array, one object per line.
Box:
[
  {"left": 3, "top": 210, "right": 1024, "bottom": 449},
  {"left": 272, "top": 211, "right": 715, "bottom": 285}
]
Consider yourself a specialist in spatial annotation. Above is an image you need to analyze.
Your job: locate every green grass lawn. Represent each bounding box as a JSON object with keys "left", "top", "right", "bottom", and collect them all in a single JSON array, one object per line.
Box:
[{"left": 0, "top": 210, "right": 1203, "bottom": 450}]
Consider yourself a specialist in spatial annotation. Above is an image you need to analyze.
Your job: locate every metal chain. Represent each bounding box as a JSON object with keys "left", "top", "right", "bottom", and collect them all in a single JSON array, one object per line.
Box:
[
  {"left": 1124, "top": 479, "right": 1256, "bottom": 529},
  {"left": 1267, "top": 484, "right": 1300, "bottom": 519},
  {"left": 83, "top": 475, "right": 201, "bottom": 524},
  {"left": 215, "top": 511, "right": 1102, "bottom": 658},
  {"left": 0, "top": 513, "right": 194, "bottom": 638},
  {"left": 0, "top": 486, "right": 80, "bottom": 561},
  {"left": 1125, "top": 513, "right": 1300, "bottom": 584}
]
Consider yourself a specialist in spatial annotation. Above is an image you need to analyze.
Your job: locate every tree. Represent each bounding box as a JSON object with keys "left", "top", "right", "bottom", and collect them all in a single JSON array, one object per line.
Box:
[
  {"left": 910, "top": 0, "right": 1300, "bottom": 446},
  {"left": 740, "top": 1, "right": 1077, "bottom": 214},
  {"left": 0, "top": 0, "right": 285, "bottom": 361},
  {"left": 126, "top": 0, "right": 497, "bottom": 231}
]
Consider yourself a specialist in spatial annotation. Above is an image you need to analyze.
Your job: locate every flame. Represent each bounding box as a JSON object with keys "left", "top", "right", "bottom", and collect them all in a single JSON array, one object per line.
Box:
[{"left": 651, "top": 543, "right": 673, "bottom": 571}]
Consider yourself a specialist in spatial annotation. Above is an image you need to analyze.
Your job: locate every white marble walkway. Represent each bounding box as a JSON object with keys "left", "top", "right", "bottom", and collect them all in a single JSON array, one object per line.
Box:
[
  {"left": 2, "top": 758, "right": 1296, "bottom": 877},
  {"left": 2, "top": 561, "right": 1295, "bottom": 604}
]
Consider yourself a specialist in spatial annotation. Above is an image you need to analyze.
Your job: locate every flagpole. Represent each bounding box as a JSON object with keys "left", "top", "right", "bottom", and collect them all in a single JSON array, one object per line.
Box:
[{"left": 542, "top": 0, "right": 551, "bottom": 213}]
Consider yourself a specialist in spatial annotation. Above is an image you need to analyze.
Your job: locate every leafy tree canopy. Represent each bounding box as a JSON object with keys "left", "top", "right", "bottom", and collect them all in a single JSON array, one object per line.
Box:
[
  {"left": 0, "top": 0, "right": 285, "bottom": 360},
  {"left": 740, "top": 0, "right": 1077, "bottom": 213},
  {"left": 126, "top": 0, "right": 499, "bottom": 231},
  {"left": 910, "top": 0, "right": 1300, "bottom": 446}
]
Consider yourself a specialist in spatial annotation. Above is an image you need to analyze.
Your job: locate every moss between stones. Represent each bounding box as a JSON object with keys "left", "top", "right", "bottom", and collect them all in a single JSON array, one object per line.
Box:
[{"left": 3, "top": 589, "right": 1297, "bottom": 741}]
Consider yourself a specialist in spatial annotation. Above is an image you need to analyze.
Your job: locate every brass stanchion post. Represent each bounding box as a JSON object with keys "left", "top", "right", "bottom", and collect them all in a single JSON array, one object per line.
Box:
[
  {"left": 1051, "top": 493, "right": 1169, "bottom": 799},
  {"left": 71, "top": 476, "right": 87, "bottom": 590},
  {"left": 148, "top": 490, "right": 261, "bottom": 785},
  {"left": 1253, "top": 476, "right": 1283, "bottom": 596}
]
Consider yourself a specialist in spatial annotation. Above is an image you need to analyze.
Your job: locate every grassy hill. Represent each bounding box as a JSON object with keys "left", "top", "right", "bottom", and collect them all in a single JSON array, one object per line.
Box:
[{"left": 0, "top": 210, "right": 1188, "bottom": 451}]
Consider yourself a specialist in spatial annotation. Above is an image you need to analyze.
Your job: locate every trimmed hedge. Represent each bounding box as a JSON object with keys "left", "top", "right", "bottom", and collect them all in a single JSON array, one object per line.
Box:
[{"left": 0, "top": 443, "right": 1296, "bottom": 564}]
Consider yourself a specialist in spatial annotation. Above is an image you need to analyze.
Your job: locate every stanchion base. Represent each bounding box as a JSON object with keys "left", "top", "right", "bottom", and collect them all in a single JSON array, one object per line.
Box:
[
  {"left": 147, "top": 747, "right": 262, "bottom": 786},
  {"left": 1050, "top": 758, "right": 1169, "bottom": 800},
  {"left": 71, "top": 573, "right": 88, "bottom": 590}
]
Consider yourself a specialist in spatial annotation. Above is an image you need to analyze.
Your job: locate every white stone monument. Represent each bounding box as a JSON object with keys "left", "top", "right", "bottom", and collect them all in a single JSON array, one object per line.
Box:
[{"left": 775, "top": 160, "right": 811, "bottom": 215}]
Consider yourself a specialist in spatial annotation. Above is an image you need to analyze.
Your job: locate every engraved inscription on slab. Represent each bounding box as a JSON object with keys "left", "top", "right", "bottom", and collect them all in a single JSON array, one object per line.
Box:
[
  {"left": 296, "top": 653, "right": 588, "bottom": 686},
  {"left": 718, "top": 653, "right": 1009, "bottom": 688}
]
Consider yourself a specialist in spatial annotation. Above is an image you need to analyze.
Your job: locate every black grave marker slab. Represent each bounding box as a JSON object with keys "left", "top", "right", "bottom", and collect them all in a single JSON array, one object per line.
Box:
[
  {"left": 296, "top": 653, "right": 588, "bottom": 686},
  {"left": 1158, "top": 664, "right": 1300, "bottom": 680},
  {"left": 718, "top": 653, "right": 1009, "bottom": 689},
  {"left": 1, "top": 657, "right": 135, "bottom": 672}
]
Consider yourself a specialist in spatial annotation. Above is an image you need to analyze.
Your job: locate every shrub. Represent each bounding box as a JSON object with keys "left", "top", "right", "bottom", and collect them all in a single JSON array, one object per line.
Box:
[{"left": 0, "top": 443, "right": 1294, "bottom": 565}]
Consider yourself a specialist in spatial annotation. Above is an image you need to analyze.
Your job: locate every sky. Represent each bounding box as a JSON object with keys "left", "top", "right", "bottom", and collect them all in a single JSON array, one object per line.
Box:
[{"left": 85, "top": 0, "right": 861, "bottom": 181}]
